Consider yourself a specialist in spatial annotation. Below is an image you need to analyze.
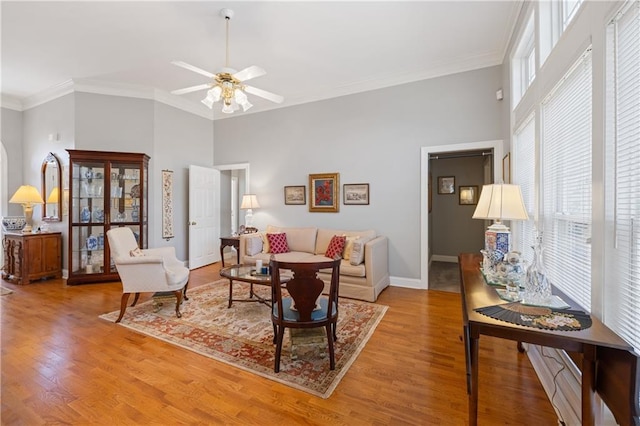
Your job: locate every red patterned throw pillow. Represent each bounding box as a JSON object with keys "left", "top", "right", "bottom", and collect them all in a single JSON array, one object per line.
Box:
[
  {"left": 267, "top": 233, "right": 289, "bottom": 254},
  {"left": 325, "top": 235, "right": 346, "bottom": 259}
]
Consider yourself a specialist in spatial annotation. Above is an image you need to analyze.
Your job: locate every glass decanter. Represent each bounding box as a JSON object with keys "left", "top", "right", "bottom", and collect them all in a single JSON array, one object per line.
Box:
[{"left": 523, "top": 231, "right": 552, "bottom": 305}]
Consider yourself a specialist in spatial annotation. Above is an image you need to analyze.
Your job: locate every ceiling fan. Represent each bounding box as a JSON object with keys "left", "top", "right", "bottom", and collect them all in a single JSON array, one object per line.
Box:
[{"left": 171, "top": 8, "right": 283, "bottom": 114}]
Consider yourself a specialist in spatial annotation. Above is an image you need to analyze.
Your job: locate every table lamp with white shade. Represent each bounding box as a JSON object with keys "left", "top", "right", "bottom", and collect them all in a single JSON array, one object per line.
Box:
[
  {"left": 472, "top": 183, "right": 529, "bottom": 254},
  {"left": 240, "top": 194, "right": 260, "bottom": 227},
  {"left": 9, "top": 185, "right": 44, "bottom": 233}
]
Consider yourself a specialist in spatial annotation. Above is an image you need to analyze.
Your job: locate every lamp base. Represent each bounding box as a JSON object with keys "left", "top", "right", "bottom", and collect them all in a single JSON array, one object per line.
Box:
[
  {"left": 245, "top": 209, "right": 254, "bottom": 227},
  {"left": 485, "top": 223, "right": 511, "bottom": 254}
]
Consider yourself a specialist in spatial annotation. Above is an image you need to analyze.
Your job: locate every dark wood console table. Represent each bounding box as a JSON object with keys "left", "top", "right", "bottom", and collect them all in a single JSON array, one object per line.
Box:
[
  {"left": 459, "top": 253, "right": 639, "bottom": 426},
  {"left": 219, "top": 236, "right": 240, "bottom": 267}
]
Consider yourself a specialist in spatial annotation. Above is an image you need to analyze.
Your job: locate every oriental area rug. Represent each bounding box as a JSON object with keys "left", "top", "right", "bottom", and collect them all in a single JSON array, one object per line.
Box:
[{"left": 99, "top": 280, "right": 387, "bottom": 398}]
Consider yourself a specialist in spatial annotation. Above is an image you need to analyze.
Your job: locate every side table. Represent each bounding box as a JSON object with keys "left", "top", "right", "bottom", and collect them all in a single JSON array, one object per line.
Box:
[{"left": 219, "top": 236, "right": 240, "bottom": 267}]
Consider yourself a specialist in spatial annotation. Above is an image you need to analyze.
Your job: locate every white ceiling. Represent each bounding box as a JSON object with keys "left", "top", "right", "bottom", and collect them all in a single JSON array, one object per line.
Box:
[{"left": 1, "top": 1, "right": 521, "bottom": 118}]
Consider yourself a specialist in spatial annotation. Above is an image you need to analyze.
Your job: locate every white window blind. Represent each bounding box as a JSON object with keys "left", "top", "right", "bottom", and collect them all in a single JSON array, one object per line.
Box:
[
  {"left": 512, "top": 115, "right": 536, "bottom": 264},
  {"left": 605, "top": 0, "right": 640, "bottom": 354},
  {"left": 541, "top": 49, "right": 592, "bottom": 310}
]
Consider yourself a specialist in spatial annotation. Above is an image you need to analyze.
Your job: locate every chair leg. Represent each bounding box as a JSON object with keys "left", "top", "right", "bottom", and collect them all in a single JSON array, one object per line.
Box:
[
  {"left": 182, "top": 281, "right": 189, "bottom": 301},
  {"left": 274, "top": 326, "right": 286, "bottom": 373},
  {"left": 173, "top": 290, "right": 183, "bottom": 318},
  {"left": 326, "top": 324, "right": 335, "bottom": 370},
  {"left": 332, "top": 321, "right": 338, "bottom": 342},
  {"left": 116, "top": 293, "right": 131, "bottom": 323},
  {"left": 131, "top": 292, "right": 140, "bottom": 306},
  {"left": 272, "top": 323, "right": 277, "bottom": 344}
]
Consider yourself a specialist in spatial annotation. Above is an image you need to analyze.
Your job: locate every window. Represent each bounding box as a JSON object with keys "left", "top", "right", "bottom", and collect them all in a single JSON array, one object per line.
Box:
[
  {"left": 605, "top": 0, "right": 640, "bottom": 354},
  {"left": 512, "top": 13, "right": 536, "bottom": 107},
  {"left": 512, "top": 115, "right": 536, "bottom": 264},
  {"left": 541, "top": 48, "right": 592, "bottom": 310},
  {"left": 540, "top": 0, "right": 584, "bottom": 66},
  {"left": 561, "top": 0, "right": 583, "bottom": 30}
]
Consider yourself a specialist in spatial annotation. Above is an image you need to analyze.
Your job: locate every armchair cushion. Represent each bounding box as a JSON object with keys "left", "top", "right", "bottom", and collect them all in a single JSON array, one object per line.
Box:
[{"left": 130, "top": 247, "right": 145, "bottom": 257}]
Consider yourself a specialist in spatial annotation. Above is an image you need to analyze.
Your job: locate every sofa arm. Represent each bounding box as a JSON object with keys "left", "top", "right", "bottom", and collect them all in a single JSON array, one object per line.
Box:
[{"left": 364, "top": 236, "right": 389, "bottom": 286}]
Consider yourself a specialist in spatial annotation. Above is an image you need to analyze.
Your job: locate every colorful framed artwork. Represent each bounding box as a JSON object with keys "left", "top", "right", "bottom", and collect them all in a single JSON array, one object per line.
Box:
[
  {"left": 284, "top": 186, "right": 306, "bottom": 205},
  {"left": 309, "top": 173, "right": 339, "bottom": 212},
  {"left": 459, "top": 185, "right": 479, "bottom": 205},
  {"left": 438, "top": 176, "right": 455, "bottom": 194},
  {"left": 343, "top": 183, "right": 369, "bottom": 205}
]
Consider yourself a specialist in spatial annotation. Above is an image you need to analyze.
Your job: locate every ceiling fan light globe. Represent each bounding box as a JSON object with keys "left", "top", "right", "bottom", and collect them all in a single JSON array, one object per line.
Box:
[
  {"left": 234, "top": 88, "right": 248, "bottom": 104},
  {"left": 210, "top": 86, "right": 222, "bottom": 102},
  {"left": 201, "top": 96, "right": 214, "bottom": 109},
  {"left": 222, "top": 103, "right": 234, "bottom": 114},
  {"left": 241, "top": 101, "right": 253, "bottom": 112}
]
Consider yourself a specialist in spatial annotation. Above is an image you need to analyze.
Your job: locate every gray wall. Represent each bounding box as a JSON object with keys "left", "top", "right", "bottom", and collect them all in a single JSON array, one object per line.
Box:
[
  {"left": 214, "top": 65, "right": 504, "bottom": 280},
  {"left": 2, "top": 92, "right": 214, "bottom": 270},
  {"left": 430, "top": 156, "right": 487, "bottom": 257},
  {"left": 1, "top": 106, "right": 25, "bottom": 216}
]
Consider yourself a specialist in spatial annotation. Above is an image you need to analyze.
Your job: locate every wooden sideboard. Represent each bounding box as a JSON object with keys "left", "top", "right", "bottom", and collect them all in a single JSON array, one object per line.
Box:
[{"left": 2, "top": 232, "right": 62, "bottom": 284}]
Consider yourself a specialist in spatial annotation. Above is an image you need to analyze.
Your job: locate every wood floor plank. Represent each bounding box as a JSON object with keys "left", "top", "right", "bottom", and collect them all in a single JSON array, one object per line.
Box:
[{"left": 1, "top": 262, "right": 559, "bottom": 425}]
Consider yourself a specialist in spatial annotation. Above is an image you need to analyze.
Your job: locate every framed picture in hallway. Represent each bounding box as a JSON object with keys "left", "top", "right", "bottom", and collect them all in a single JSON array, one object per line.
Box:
[
  {"left": 459, "top": 186, "right": 479, "bottom": 205},
  {"left": 437, "top": 176, "right": 455, "bottom": 194},
  {"left": 309, "top": 173, "right": 339, "bottom": 212}
]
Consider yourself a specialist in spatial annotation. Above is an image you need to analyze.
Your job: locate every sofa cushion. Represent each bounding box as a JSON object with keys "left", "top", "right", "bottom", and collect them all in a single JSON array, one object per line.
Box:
[
  {"left": 267, "top": 233, "right": 289, "bottom": 254},
  {"left": 350, "top": 236, "right": 373, "bottom": 265},
  {"left": 245, "top": 236, "right": 263, "bottom": 256},
  {"left": 343, "top": 236, "right": 359, "bottom": 260},
  {"left": 267, "top": 226, "right": 317, "bottom": 253},
  {"left": 320, "top": 260, "right": 366, "bottom": 278},
  {"left": 261, "top": 225, "right": 279, "bottom": 253},
  {"left": 325, "top": 235, "right": 346, "bottom": 259},
  {"left": 315, "top": 228, "right": 377, "bottom": 255}
]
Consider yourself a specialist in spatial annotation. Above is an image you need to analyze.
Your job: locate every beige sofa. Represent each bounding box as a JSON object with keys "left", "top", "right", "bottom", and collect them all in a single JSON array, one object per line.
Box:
[{"left": 238, "top": 226, "right": 390, "bottom": 302}]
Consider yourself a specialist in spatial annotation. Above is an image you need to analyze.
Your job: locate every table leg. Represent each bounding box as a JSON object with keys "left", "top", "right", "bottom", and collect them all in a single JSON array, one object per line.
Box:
[
  {"left": 463, "top": 325, "right": 471, "bottom": 394},
  {"left": 582, "top": 345, "right": 597, "bottom": 426},
  {"left": 220, "top": 245, "right": 226, "bottom": 267},
  {"left": 228, "top": 279, "right": 233, "bottom": 308},
  {"left": 469, "top": 333, "right": 479, "bottom": 426}
]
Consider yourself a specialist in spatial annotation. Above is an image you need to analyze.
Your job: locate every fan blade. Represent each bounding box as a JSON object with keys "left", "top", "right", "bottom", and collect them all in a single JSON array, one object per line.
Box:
[
  {"left": 171, "top": 61, "right": 215, "bottom": 78},
  {"left": 244, "top": 85, "right": 284, "bottom": 104},
  {"left": 233, "top": 65, "right": 266, "bottom": 82},
  {"left": 171, "top": 83, "right": 211, "bottom": 95}
]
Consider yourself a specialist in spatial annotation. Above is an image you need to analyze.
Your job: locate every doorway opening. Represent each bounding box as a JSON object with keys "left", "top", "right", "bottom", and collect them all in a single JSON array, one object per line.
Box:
[{"left": 420, "top": 140, "right": 503, "bottom": 290}]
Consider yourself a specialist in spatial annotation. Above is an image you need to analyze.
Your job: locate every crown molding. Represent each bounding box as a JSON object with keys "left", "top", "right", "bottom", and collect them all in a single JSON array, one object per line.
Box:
[
  {"left": 1, "top": 95, "right": 24, "bottom": 111},
  {"left": 7, "top": 52, "right": 501, "bottom": 121},
  {"left": 11, "top": 79, "right": 215, "bottom": 121}
]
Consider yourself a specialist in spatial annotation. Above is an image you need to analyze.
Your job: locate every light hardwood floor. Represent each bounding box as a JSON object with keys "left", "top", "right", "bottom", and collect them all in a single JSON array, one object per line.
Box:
[{"left": 1, "top": 263, "right": 558, "bottom": 425}]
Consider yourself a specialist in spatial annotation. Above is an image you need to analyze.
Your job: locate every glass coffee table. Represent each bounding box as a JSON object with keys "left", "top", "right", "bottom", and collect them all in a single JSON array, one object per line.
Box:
[{"left": 220, "top": 264, "right": 291, "bottom": 308}]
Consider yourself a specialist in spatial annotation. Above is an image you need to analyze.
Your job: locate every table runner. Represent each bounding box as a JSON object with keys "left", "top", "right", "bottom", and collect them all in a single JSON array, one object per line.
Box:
[{"left": 475, "top": 302, "right": 592, "bottom": 331}]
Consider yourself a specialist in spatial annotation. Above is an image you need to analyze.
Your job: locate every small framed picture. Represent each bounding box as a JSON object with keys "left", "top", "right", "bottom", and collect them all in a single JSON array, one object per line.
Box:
[
  {"left": 459, "top": 185, "right": 479, "bottom": 205},
  {"left": 309, "top": 173, "right": 339, "bottom": 212},
  {"left": 284, "top": 186, "right": 306, "bottom": 205},
  {"left": 438, "top": 176, "right": 455, "bottom": 194},
  {"left": 343, "top": 183, "right": 369, "bottom": 205}
]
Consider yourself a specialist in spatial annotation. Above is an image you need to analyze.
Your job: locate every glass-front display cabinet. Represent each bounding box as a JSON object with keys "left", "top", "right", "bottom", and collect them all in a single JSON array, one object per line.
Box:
[{"left": 66, "top": 150, "right": 149, "bottom": 285}]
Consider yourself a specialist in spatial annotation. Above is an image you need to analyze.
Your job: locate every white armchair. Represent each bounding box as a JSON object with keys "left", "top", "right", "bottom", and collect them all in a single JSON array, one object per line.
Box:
[{"left": 106, "top": 227, "right": 189, "bottom": 323}]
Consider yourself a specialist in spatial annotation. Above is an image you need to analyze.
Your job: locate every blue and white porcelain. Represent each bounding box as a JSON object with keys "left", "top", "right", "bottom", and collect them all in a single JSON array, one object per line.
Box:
[
  {"left": 80, "top": 207, "right": 91, "bottom": 223},
  {"left": 1, "top": 216, "right": 26, "bottom": 232},
  {"left": 86, "top": 235, "right": 98, "bottom": 251},
  {"left": 93, "top": 208, "right": 104, "bottom": 223}
]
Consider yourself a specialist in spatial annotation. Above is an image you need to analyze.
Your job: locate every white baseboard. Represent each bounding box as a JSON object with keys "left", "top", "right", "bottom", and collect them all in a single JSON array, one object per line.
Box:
[
  {"left": 430, "top": 255, "right": 459, "bottom": 263},
  {"left": 390, "top": 276, "right": 424, "bottom": 290}
]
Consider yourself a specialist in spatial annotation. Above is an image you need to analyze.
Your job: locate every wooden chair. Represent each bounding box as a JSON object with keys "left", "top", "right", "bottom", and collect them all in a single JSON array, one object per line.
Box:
[
  {"left": 270, "top": 258, "right": 341, "bottom": 373},
  {"left": 106, "top": 227, "right": 189, "bottom": 323}
]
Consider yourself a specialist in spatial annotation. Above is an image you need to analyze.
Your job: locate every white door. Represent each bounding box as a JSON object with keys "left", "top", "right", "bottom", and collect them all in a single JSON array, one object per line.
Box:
[{"left": 188, "top": 165, "right": 220, "bottom": 269}]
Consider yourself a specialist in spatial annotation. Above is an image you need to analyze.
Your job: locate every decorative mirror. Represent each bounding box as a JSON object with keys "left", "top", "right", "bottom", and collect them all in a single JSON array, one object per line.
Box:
[{"left": 41, "top": 152, "right": 62, "bottom": 222}]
